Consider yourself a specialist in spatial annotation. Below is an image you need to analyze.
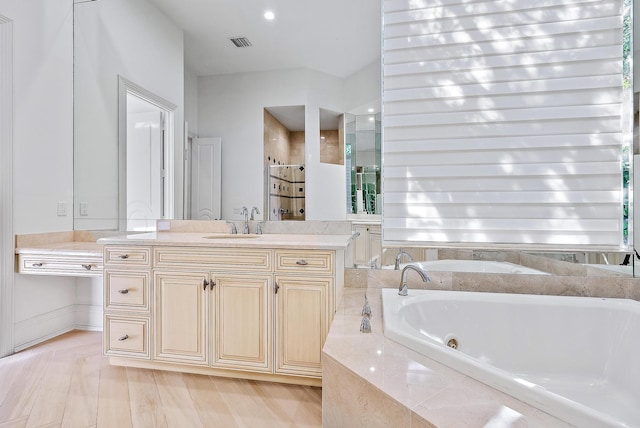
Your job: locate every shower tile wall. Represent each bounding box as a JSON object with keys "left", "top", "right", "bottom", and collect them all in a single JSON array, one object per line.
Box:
[
  {"left": 269, "top": 165, "right": 305, "bottom": 220},
  {"left": 264, "top": 110, "right": 305, "bottom": 220},
  {"left": 264, "top": 110, "right": 291, "bottom": 166},
  {"left": 290, "top": 131, "right": 305, "bottom": 165}
]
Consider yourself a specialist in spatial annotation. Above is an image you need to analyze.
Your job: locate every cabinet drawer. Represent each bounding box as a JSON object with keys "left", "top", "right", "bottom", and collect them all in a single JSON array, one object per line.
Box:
[
  {"left": 105, "top": 270, "right": 150, "bottom": 312},
  {"left": 104, "top": 316, "right": 150, "bottom": 358},
  {"left": 154, "top": 247, "right": 271, "bottom": 271},
  {"left": 104, "top": 246, "right": 151, "bottom": 268},
  {"left": 17, "top": 254, "right": 103, "bottom": 277},
  {"left": 274, "top": 250, "right": 334, "bottom": 274}
]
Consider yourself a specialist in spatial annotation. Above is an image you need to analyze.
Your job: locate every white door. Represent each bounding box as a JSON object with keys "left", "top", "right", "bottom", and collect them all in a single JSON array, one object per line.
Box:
[
  {"left": 126, "top": 94, "right": 165, "bottom": 231},
  {"left": 190, "top": 137, "right": 222, "bottom": 220}
]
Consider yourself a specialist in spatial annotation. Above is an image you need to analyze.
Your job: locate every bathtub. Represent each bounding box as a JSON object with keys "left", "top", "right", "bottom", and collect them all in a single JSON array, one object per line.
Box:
[
  {"left": 382, "top": 289, "right": 640, "bottom": 427},
  {"left": 398, "top": 259, "right": 550, "bottom": 274}
]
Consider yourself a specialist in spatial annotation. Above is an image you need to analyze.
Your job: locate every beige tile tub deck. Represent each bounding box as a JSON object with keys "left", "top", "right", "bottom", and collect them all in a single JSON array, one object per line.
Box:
[{"left": 322, "top": 287, "right": 572, "bottom": 427}]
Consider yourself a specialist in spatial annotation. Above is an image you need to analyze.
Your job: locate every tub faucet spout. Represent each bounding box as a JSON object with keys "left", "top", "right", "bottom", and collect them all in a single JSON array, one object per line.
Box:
[
  {"left": 250, "top": 206, "right": 260, "bottom": 220},
  {"left": 398, "top": 264, "right": 431, "bottom": 296},
  {"left": 394, "top": 250, "right": 414, "bottom": 270}
]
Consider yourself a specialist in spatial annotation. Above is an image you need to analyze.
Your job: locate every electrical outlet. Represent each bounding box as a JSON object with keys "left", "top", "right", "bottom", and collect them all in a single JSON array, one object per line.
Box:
[
  {"left": 57, "top": 202, "right": 67, "bottom": 216},
  {"left": 79, "top": 202, "right": 89, "bottom": 216}
]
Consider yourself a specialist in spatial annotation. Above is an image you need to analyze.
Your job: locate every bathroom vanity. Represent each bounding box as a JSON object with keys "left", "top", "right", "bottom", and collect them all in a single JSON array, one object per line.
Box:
[
  {"left": 97, "top": 231, "right": 350, "bottom": 386},
  {"left": 14, "top": 231, "right": 103, "bottom": 277}
]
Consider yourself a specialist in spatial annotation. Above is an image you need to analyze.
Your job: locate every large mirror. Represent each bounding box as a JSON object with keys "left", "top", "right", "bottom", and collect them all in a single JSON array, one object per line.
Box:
[{"left": 73, "top": 0, "right": 637, "bottom": 277}]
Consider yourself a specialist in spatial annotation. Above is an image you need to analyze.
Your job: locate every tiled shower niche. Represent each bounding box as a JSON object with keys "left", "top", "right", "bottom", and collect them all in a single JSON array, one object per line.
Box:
[{"left": 268, "top": 164, "right": 305, "bottom": 220}]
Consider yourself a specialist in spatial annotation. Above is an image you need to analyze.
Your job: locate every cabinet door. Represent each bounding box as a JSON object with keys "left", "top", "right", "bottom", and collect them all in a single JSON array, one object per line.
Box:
[
  {"left": 274, "top": 275, "right": 331, "bottom": 377},
  {"left": 154, "top": 271, "right": 209, "bottom": 365},
  {"left": 352, "top": 224, "right": 370, "bottom": 266},
  {"left": 213, "top": 274, "right": 272, "bottom": 372}
]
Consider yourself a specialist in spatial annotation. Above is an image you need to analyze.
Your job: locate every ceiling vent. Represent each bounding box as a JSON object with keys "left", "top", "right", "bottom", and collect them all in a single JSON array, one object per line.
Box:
[{"left": 229, "top": 37, "right": 252, "bottom": 48}]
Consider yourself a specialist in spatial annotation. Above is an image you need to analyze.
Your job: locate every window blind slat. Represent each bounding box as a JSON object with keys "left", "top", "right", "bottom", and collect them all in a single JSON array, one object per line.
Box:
[{"left": 382, "top": 0, "right": 625, "bottom": 248}]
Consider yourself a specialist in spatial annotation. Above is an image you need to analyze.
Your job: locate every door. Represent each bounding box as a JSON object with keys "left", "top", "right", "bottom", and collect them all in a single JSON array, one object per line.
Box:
[
  {"left": 274, "top": 275, "right": 330, "bottom": 377},
  {"left": 126, "top": 94, "right": 165, "bottom": 231},
  {"left": 154, "top": 271, "right": 209, "bottom": 365},
  {"left": 213, "top": 274, "right": 272, "bottom": 372},
  {"left": 190, "top": 137, "right": 221, "bottom": 220}
]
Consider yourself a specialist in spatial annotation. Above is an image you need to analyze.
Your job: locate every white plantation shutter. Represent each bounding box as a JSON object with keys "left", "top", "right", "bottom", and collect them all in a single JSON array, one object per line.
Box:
[{"left": 382, "top": 0, "right": 629, "bottom": 248}]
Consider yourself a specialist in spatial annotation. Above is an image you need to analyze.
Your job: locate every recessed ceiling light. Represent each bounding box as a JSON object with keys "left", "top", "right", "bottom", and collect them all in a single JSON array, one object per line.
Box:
[
  {"left": 369, "top": 116, "right": 374, "bottom": 121},
  {"left": 264, "top": 11, "right": 275, "bottom": 20},
  {"left": 368, "top": 108, "right": 374, "bottom": 113}
]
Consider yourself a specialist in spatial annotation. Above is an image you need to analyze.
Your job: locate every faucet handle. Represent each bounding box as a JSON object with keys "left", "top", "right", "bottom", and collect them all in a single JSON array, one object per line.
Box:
[
  {"left": 362, "top": 301, "right": 371, "bottom": 317},
  {"left": 360, "top": 316, "right": 371, "bottom": 333},
  {"left": 226, "top": 221, "right": 237, "bottom": 234},
  {"left": 256, "top": 221, "right": 265, "bottom": 235}
]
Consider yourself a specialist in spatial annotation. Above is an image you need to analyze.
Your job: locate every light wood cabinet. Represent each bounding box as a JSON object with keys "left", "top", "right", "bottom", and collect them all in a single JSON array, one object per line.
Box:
[
  {"left": 213, "top": 273, "right": 272, "bottom": 372},
  {"left": 352, "top": 222, "right": 381, "bottom": 268},
  {"left": 154, "top": 271, "right": 209, "bottom": 365},
  {"left": 103, "top": 246, "right": 152, "bottom": 360},
  {"left": 104, "top": 315, "right": 149, "bottom": 358},
  {"left": 274, "top": 275, "right": 330, "bottom": 377},
  {"left": 103, "top": 242, "right": 343, "bottom": 386}
]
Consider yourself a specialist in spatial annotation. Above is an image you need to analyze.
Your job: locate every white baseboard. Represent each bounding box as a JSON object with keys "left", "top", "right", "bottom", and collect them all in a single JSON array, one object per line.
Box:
[
  {"left": 13, "top": 303, "right": 104, "bottom": 352},
  {"left": 75, "top": 304, "right": 103, "bottom": 331}
]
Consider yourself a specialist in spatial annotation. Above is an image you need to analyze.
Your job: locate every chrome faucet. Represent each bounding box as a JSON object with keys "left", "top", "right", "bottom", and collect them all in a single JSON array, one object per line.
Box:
[
  {"left": 255, "top": 221, "right": 265, "bottom": 235},
  {"left": 398, "top": 264, "right": 431, "bottom": 296},
  {"left": 240, "top": 206, "right": 249, "bottom": 234},
  {"left": 394, "top": 250, "right": 414, "bottom": 270},
  {"left": 250, "top": 206, "right": 260, "bottom": 220}
]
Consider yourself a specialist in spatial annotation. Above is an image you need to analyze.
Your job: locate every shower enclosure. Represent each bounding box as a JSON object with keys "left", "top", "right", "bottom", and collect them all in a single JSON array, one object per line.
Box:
[{"left": 268, "top": 164, "right": 306, "bottom": 220}]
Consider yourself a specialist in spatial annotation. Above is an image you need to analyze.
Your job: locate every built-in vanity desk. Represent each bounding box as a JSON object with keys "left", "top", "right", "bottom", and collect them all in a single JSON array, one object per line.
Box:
[
  {"left": 97, "top": 231, "right": 351, "bottom": 386},
  {"left": 15, "top": 231, "right": 104, "bottom": 277}
]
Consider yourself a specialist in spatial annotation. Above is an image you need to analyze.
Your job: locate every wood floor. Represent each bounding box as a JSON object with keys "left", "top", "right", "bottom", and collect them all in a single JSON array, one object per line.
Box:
[{"left": 0, "top": 331, "right": 322, "bottom": 428}]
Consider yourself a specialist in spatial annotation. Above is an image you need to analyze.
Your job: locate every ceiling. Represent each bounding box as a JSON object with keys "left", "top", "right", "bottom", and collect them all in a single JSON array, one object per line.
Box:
[{"left": 146, "top": 0, "right": 382, "bottom": 79}]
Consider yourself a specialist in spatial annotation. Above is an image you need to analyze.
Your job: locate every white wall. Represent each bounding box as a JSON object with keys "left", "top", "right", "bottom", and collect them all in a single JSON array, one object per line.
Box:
[
  {"left": 74, "top": 0, "right": 184, "bottom": 229},
  {"left": 197, "top": 65, "right": 380, "bottom": 221},
  {"left": 184, "top": 67, "right": 199, "bottom": 136},
  {"left": 0, "top": 0, "right": 76, "bottom": 350}
]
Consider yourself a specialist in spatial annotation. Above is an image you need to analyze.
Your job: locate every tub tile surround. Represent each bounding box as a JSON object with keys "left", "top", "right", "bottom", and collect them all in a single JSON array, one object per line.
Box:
[
  {"left": 345, "top": 266, "right": 640, "bottom": 300},
  {"left": 323, "top": 286, "right": 572, "bottom": 427}
]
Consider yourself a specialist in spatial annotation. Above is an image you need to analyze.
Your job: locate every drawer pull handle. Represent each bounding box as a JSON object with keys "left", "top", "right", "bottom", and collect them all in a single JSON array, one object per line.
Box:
[
  {"left": 118, "top": 334, "right": 129, "bottom": 341},
  {"left": 203, "top": 279, "right": 208, "bottom": 290},
  {"left": 296, "top": 260, "right": 308, "bottom": 266},
  {"left": 118, "top": 255, "right": 129, "bottom": 259},
  {"left": 81, "top": 264, "right": 92, "bottom": 270},
  {"left": 118, "top": 289, "right": 129, "bottom": 294},
  {"left": 210, "top": 280, "right": 215, "bottom": 290},
  {"left": 32, "top": 263, "right": 43, "bottom": 267},
  {"left": 274, "top": 282, "right": 279, "bottom": 294}
]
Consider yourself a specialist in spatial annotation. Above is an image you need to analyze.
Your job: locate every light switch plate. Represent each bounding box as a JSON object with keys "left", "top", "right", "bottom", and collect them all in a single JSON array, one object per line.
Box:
[
  {"left": 57, "top": 202, "right": 67, "bottom": 216},
  {"left": 79, "top": 202, "right": 89, "bottom": 216}
]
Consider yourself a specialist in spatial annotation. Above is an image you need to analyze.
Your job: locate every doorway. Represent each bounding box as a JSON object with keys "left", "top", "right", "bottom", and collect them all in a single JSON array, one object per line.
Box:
[
  {"left": 118, "top": 77, "right": 176, "bottom": 231},
  {"left": 184, "top": 136, "right": 222, "bottom": 220}
]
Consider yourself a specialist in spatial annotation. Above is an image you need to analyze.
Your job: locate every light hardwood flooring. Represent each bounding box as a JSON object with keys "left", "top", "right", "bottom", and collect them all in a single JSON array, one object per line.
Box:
[{"left": 0, "top": 331, "right": 322, "bottom": 428}]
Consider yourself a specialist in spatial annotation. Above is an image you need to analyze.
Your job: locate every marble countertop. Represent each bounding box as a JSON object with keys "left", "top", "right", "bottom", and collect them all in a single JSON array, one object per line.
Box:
[
  {"left": 15, "top": 241, "right": 102, "bottom": 256},
  {"left": 97, "top": 232, "right": 353, "bottom": 250},
  {"left": 15, "top": 231, "right": 103, "bottom": 257}
]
